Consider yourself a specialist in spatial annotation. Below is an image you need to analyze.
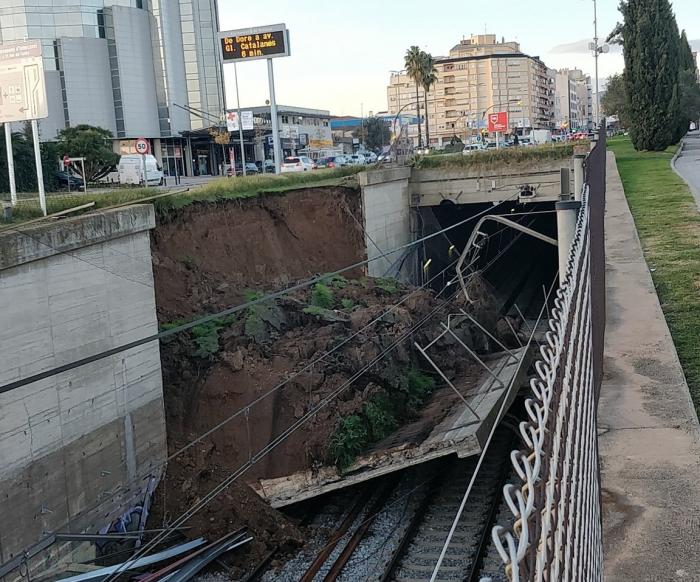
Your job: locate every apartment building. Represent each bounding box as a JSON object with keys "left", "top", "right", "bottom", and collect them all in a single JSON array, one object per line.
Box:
[
  {"left": 0, "top": 0, "right": 224, "bottom": 176},
  {"left": 387, "top": 34, "right": 554, "bottom": 147},
  {"left": 553, "top": 68, "right": 593, "bottom": 131}
]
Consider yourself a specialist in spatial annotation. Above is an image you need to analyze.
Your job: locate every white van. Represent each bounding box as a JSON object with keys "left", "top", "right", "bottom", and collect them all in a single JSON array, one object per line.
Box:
[{"left": 118, "top": 154, "right": 164, "bottom": 186}]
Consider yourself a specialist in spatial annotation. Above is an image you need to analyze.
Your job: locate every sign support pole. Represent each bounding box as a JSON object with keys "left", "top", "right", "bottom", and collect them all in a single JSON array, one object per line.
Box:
[
  {"left": 233, "top": 62, "right": 247, "bottom": 176},
  {"left": 31, "top": 119, "right": 46, "bottom": 216},
  {"left": 267, "top": 58, "right": 282, "bottom": 175},
  {"left": 5, "top": 123, "right": 16, "bottom": 205}
]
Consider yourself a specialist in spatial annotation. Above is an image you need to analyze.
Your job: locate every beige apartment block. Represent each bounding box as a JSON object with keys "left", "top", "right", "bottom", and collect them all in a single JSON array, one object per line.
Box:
[
  {"left": 387, "top": 34, "right": 554, "bottom": 147},
  {"left": 553, "top": 68, "right": 593, "bottom": 131}
]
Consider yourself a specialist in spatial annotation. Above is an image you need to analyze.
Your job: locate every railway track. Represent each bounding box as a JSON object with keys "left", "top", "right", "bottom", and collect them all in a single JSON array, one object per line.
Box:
[{"left": 262, "top": 428, "right": 513, "bottom": 582}]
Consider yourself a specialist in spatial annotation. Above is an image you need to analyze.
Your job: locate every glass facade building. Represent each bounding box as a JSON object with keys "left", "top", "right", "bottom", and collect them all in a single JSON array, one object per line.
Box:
[{"left": 0, "top": 0, "right": 224, "bottom": 147}]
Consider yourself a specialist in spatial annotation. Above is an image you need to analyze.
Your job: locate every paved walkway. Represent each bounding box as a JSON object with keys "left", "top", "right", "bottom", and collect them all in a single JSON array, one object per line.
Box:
[
  {"left": 599, "top": 151, "right": 700, "bottom": 581},
  {"left": 674, "top": 130, "right": 700, "bottom": 209}
]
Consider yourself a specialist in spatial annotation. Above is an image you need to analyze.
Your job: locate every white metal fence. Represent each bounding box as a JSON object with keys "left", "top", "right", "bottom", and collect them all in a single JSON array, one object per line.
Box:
[{"left": 490, "top": 182, "right": 603, "bottom": 582}]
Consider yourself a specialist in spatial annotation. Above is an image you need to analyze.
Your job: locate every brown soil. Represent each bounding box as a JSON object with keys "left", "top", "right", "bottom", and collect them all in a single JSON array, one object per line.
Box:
[
  {"left": 151, "top": 186, "right": 365, "bottom": 323},
  {"left": 147, "top": 191, "right": 516, "bottom": 575}
]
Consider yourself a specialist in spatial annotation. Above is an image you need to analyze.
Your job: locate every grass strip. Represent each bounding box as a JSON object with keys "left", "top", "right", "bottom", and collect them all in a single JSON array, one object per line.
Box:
[
  {"left": 2, "top": 166, "right": 362, "bottom": 224},
  {"left": 609, "top": 135, "right": 700, "bottom": 408}
]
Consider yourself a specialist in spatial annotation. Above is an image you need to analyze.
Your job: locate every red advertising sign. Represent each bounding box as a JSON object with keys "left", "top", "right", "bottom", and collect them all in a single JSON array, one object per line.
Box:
[{"left": 488, "top": 111, "right": 509, "bottom": 133}]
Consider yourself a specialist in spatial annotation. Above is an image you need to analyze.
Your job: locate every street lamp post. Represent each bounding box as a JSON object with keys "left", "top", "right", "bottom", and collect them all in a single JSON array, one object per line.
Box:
[{"left": 590, "top": 0, "right": 609, "bottom": 126}]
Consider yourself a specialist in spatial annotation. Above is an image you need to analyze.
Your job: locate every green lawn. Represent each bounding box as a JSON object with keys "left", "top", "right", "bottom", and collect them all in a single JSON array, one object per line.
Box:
[
  {"left": 1, "top": 166, "right": 362, "bottom": 226},
  {"left": 609, "top": 135, "right": 700, "bottom": 408}
]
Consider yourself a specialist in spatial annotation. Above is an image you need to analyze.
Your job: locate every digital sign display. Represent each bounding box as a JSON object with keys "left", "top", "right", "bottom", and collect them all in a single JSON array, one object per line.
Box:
[{"left": 220, "top": 25, "right": 289, "bottom": 62}]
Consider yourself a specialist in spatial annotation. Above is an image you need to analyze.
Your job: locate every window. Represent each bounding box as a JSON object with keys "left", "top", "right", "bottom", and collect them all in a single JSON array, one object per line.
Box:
[{"left": 281, "top": 115, "right": 289, "bottom": 123}]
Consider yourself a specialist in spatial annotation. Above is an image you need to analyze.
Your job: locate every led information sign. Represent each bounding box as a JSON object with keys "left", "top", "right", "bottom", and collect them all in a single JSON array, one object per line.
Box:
[{"left": 219, "top": 24, "right": 290, "bottom": 63}]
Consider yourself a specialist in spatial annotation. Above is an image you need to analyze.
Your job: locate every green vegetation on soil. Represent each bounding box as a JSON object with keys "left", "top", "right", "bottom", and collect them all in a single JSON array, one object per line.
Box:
[
  {"left": 329, "top": 368, "right": 435, "bottom": 470},
  {"left": 3, "top": 166, "right": 362, "bottom": 225},
  {"left": 413, "top": 142, "right": 584, "bottom": 169},
  {"left": 310, "top": 282, "right": 334, "bottom": 309},
  {"left": 609, "top": 135, "right": 700, "bottom": 406}
]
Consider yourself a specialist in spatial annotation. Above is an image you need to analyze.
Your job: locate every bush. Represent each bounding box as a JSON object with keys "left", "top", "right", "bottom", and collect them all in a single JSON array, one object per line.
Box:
[
  {"left": 311, "top": 282, "right": 334, "bottom": 308},
  {"left": 375, "top": 277, "right": 400, "bottom": 294},
  {"left": 191, "top": 314, "right": 237, "bottom": 358},
  {"left": 404, "top": 368, "right": 436, "bottom": 413},
  {"left": 329, "top": 415, "right": 369, "bottom": 470},
  {"left": 364, "top": 393, "right": 398, "bottom": 441},
  {"left": 340, "top": 298, "right": 355, "bottom": 310}
]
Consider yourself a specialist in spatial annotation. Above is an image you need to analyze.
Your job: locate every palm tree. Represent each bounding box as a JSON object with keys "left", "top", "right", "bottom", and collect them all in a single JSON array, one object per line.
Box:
[
  {"left": 404, "top": 46, "right": 423, "bottom": 148},
  {"left": 420, "top": 52, "right": 437, "bottom": 149}
]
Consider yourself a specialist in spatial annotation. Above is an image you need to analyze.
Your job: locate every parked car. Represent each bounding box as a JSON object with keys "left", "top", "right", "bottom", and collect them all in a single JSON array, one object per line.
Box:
[
  {"left": 118, "top": 154, "right": 163, "bottom": 186},
  {"left": 359, "top": 151, "right": 377, "bottom": 163},
  {"left": 348, "top": 153, "right": 366, "bottom": 165},
  {"left": 462, "top": 143, "right": 485, "bottom": 155},
  {"left": 280, "top": 156, "right": 315, "bottom": 172},
  {"left": 228, "top": 162, "right": 259, "bottom": 176},
  {"left": 54, "top": 170, "right": 84, "bottom": 190},
  {"left": 317, "top": 155, "right": 348, "bottom": 168}
]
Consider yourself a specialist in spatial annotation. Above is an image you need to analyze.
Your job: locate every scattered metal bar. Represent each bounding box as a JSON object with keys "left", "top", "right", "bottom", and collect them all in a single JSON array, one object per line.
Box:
[
  {"left": 441, "top": 324, "right": 505, "bottom": 389},
  {"left": 54, "top": 538, "right": 206, "bottom": 582},
  {"left": 460, "top": 310, "right": 519, "bottom": 361}
]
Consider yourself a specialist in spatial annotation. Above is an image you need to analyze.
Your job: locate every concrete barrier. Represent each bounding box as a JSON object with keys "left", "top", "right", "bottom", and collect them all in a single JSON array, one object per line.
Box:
[{"left": 0, "top": 205, "right": 166, "bottom": 564}]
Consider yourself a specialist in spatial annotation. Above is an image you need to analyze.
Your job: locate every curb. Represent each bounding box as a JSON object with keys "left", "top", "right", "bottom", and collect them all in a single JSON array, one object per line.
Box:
[{"left": 670, "top": 133, "right": 700, "bottom": 208}]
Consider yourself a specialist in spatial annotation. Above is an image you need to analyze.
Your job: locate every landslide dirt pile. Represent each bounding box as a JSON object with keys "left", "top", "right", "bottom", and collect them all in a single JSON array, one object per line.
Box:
[
  {"left": 151, "top": 185, "right": 365, "bottom": 323},
  {"left": 150, "top": 275, "right": 513, "bottom": 574}
]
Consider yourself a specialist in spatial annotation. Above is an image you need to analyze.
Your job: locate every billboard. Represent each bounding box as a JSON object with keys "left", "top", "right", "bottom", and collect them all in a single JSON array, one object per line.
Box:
[
  {"left": 219, "top": 24, "right": 290, "bottom": 63},
  {"left": 226, "top": 110, "right": 254, "bottom": 131},
  {"left": 487, "top": 111, "right": 508, "bottom": 133},
  {"left": 0, "top": 40, "right": 48, "bottom": 123}
]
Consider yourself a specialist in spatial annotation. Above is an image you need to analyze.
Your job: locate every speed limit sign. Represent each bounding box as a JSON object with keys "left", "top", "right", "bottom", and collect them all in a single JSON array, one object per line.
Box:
[{"left": 135, "top": 137, "right": 150, "bottom": 155}]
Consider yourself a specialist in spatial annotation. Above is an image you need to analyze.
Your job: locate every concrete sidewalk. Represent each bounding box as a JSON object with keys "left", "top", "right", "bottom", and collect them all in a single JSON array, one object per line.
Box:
[
  {"left": 673, "top": 130, "right": 700, "bottom": 209},
  {"left": 599, "top": 151, "right": 700, "bottom": 581}
]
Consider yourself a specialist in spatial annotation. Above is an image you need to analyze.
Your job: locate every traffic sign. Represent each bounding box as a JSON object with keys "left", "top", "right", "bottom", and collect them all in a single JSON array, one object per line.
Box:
[
  {"left": 135, "top": 137, "right": 150, "bottom": 155},
  {"left": 0, "top": 40, "right": 48, "bottom": 123},
  {"left": 488, "top": 112, "right": 508, "bottom": 133}
]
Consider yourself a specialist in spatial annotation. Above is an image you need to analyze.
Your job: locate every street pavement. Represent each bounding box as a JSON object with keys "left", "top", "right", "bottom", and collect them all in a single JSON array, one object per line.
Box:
[{"left": 673, "top": 130, "right": 700, "bottom": 209}]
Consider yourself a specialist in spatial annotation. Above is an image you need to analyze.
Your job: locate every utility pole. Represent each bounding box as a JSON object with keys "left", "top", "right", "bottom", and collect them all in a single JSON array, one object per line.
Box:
[
  {"left": 267, "top": 58, "right": 282, "bottom": 174},
  {"left": 593, "top": 0, "right": 600, "bottom": 126},
  {"left": 233, "top": 62, "right": 247, "bottom": 176}
]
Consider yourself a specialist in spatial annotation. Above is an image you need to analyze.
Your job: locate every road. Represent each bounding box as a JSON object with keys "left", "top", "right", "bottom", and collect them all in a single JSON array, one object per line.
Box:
[{"left": 673, "top": 130, "right": 700, "bottom": 209}]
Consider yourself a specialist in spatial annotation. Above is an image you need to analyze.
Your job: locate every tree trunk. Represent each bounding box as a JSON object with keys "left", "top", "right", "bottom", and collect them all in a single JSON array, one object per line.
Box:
[
  {"left": 424, "top": 89, "right": 430, "bottom": 149},
  {"left": 415, "top": 83, "right": 422, "bottom": 148}
]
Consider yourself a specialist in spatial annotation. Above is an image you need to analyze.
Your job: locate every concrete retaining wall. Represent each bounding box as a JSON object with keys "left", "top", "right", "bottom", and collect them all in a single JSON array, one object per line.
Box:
[
  {"left": 0, "top": 206, "right": 166, "bottom": 563},
  {"left": 359, "top": 167, "right": 413, "bottom": 281}
]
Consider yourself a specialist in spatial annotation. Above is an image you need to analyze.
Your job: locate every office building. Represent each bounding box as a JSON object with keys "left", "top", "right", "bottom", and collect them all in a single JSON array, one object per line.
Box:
[
  {"left": 554, "top": 68, "right": 593, "bottom": 131},
  {"left": 387, "top": 34, "right": 554, "bottom": 147},
  {"left": 0, "top": 0, "right": 224, "bottom": 176}
]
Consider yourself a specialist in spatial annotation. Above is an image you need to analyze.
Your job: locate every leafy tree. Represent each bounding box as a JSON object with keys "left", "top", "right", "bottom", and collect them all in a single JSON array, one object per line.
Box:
[
  {"left": 612, "top": 0, "right": 682, "bottom": 150},
  {"left": 601, "top": 74, "right": 630, "bottom": 127},
  {"left": 404, "top": 46, "right": 424, "bottom": 148},
  {"left": 420, "top": 52, "right": 437, "bottom": 148},
  {"left": 56, "top": 124, "right": 118, "bottom": 181},
  {"left": 355, "top": 117, "right": 391, "bottom": 151},
  {"left": 0, "top": 126, "right": 58, "bottom": 193}
]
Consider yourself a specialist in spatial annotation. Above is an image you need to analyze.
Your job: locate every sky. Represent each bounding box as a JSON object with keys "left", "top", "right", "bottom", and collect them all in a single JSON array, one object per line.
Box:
[{"left": 218, "top": 0, "right": 700, "bottom": 117}]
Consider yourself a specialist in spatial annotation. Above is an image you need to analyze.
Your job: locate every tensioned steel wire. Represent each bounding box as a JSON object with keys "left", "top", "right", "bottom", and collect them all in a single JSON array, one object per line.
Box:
[
  {"left": 6, "top": 203, "right": 537, "bottom": 573},
  {"left": 101, "top": 285, "right": 466, "bottom": 582},
  {"left": 0, "top": 192, "right": 523, "bottom": 395},
  {"left": 114, "top": 207, "right": 545, "bottom": 582},
  {"left": 490, "top": 183, "right": 603, "bottom": 582}
]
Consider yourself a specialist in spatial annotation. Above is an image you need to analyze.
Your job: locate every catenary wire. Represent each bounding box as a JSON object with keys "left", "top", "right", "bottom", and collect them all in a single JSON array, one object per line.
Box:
[
  {"left": 102, "top": 288, "right": 463, "bottom": 582},
  {"left": 113, "top": 223, "right": 545, "bottom": 580},
  {"left": 428, "top": 271, "right": 558, "bottom": 582},
  {"left": 0, "top": 191, "right": 522, "bottom": 394}
]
